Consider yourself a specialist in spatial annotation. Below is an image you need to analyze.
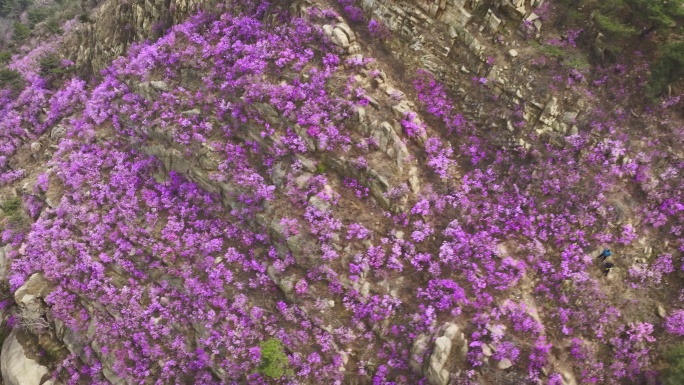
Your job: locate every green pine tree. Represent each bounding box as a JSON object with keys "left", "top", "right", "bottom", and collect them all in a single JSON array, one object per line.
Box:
[{"left": 257, "top": 338, "right": 292, "bottom": 379}]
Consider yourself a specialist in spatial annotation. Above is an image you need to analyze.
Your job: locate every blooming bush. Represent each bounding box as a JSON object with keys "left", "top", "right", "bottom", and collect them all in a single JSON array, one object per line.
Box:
[{"left": 666, "top": 311, "right": 684, "bottom": 336}]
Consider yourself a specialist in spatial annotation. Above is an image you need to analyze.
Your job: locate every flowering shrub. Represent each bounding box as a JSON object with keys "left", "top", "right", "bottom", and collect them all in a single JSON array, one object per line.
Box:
[
  {"left": 666, "top": 311, "right": 684, "bottom": 336},
  {"left": 368, "top": 19, "right": 391, "bottom": 41}
]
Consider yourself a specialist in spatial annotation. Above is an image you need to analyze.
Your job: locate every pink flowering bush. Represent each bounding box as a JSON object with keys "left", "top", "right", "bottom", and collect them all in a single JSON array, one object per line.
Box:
[{"left": 666, "top": 311, "right": 684, "bottom": 336}]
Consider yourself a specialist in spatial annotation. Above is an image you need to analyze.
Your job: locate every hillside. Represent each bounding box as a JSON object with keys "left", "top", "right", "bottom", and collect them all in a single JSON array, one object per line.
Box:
[{"left": 0, "top": 0, "right": 683, "bottom": 384}]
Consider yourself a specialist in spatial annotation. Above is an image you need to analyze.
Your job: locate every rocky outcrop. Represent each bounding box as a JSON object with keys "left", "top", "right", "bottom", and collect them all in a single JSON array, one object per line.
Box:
[
  {"left": 14, "top": 273, "right": 53, "bottom": 335},
  {"left": 357, "top": 0, "right": 583, "bottom": 151},
  {"left": 411, "top": 322, "right": 468, "bottom": 385},
  {"left": 1, "top": 330, "right": 51, "bottom": 385},
  {"left": 63, "top": 0, "right": 207, "bottom": 72}
]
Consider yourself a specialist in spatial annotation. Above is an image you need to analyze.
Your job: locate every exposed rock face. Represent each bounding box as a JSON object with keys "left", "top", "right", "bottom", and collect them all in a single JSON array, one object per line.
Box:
[
  {"left": 411, "top": 323, "right": 468, "bottom": 385},
  {"left": 14, "top": 273, "right": 52, "bottom": 307},
  {"left": 0, "top": 245, "right": 9, "bottom": 282},
  {"left": 358, "top": 0, "right": 577, "bottom": 150},
  {"left": 1, "top": 330, "right": 51, "bottom": 385},
  {"left": 63, "top": 0, "right": 206, "bottom": 72},
  {"left": 426, "top": 336, "right": 452, "bottom": 385}
]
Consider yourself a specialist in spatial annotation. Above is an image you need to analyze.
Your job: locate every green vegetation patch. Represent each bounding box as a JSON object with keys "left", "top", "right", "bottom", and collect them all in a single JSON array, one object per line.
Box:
[
  {"left": 649, "top": 42, "right": 684, "bottom": 96},
  {"left": 13, "top": 22, "right": 31, "bottom": 41},
  {"left": 0, "top": 197, "right": 25, "bottom": 227},
  {"left": 531, "top": 42, "right": 591, "bottom": 70},
  {"left": 0, "top": 197, "right": 21, "bottom": 214},
  {"left": 0, "top": 52, "right": 11, "bottom": 64},
  {"left": 27, "top": 6, "right": 52, "bottom": 26},
  {"left": 257, "top": 338, "right": 292, "bottom": 379},
  {"left": 593, "top": 12, "right": 638, "bottom": 37},
  {"left": 662, "top": 343, "right": 684, "bottom": 385},
  {"left": 0, "top": 67, "right": 24, "bottom": 93}
]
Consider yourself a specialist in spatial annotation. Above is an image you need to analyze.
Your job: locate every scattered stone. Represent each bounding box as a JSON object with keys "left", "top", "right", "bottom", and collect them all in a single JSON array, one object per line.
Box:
[
  {"left": 30, "top": 142, "right": 42, "bottom": 153},
  {"left": 527, "top": 12, "right": 540, "bottom": 22},
  {"left": 644, "top": 246, "right": 653, "bottom": 258},
  {"left": 483, "top": 9, "right": 502, "bottom": 33},
  {"left": 409, "top": 167, "right": 420, "bottom": 193},
  {"left": 443, "top": 323, "right": 460, "bottom": 340},
  {"left": 294, "top": 173, "right": 312, "bottom": 190},
  {"left": 364, "top": 95, "right": 380, "bottom": 109},
  {"left": 561, "top": 369, "right": 579, "bottom": 385},
  {"left": 181, "top": 108, "right": 201, "bottom": 116},
  {"left": 562, "top": 111, "right": 578, "bottom": 124},
  {"left": 335, "top": 23, "right": 355, "bottom": 42},
  {"left": 409, "top": 335, "right": 430, "bottom": 374},
  {"left": 360, "top": 281, "right": 370, "bottom": 297},
  {"left": 385, "top": 86, "right": 405, "bottom": 99},
  {"left": 0, "top": 246, "right": 7, "bottom": 282},
  {"left": 50, "top": 125, "right": 67, "bottom": 141},
  {"left": 537, "top": 97, "right": 560, "bottom": 128},
  {"left": 331, "top": 27, "right": 350, "bottom": 48},
  {"left": 309, "top": 194, "right": 331, "bottom": 212},
  {"left": 482, "top": 344, "right": 493, "bottom": 357},
  {"left": 497, "top": 358, "right": 513, "bottom": 370},
  {"left": 295, "top": 156, "right": 317, "bottom": 173},
  {"left": 486, "top": 324, "right": 506, "bottom": 337},
  {"left": 45, "top": 197, "right": 57, "bottom": 209},
  {"left": 508, "top": 49, "right": 518, "bottom": 57},
  {"left": 426, "top": 336, "right": 452, "bottom": 385},
  {"left": 507, "top": 120, "right": 515, "bottom": 132},
  {"left": 270, "top": 163, "right": 287, "bottom": 187},
  {"left": 657, "top": 304, "right": 667, "bottom": 318},
  {"left": 150, "top": 80, "right": 169, "bottom": 92},
  {"left": 356, "top": 107, "right": 369, "bottom": 131}
]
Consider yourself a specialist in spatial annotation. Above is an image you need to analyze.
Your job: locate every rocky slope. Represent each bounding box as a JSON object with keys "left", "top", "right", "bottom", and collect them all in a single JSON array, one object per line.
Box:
[{"left": 0, "top": 0, "right": 682, "bottom": 384}]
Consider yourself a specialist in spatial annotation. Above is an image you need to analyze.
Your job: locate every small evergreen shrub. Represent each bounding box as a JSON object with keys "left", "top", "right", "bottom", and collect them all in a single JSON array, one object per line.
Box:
[
  {"left": 12, "top": 22, "right": 31, "bottom": 41},
  {"left": 0, "top": 0, "right": 15, "bottom": 16},
  {"left": 0, "top": 52, "right": 11, "bottom": 64},
  {"left": 45, "top": 18, "right": 63, "bottom": 35},
  {"left": 257, "top": 338, "right": 292, "bottom": 379},
  {"left": 0, "top": 198, "right": 21, "bottom": 214},
  {"left": 0, "top": 198, "right": 24, "bottom": 227},
  {"left": 0, "top": 67, "right": 24, "bottom": 93},
  {"left": 648, "top": 42, "right": 684, "bottom": 96},
  {"left": 593, "top": 13, "right": 637, "bottom": 37},
  {"left": 27, "top": 6, "right": 51, "bottom": 26}
]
